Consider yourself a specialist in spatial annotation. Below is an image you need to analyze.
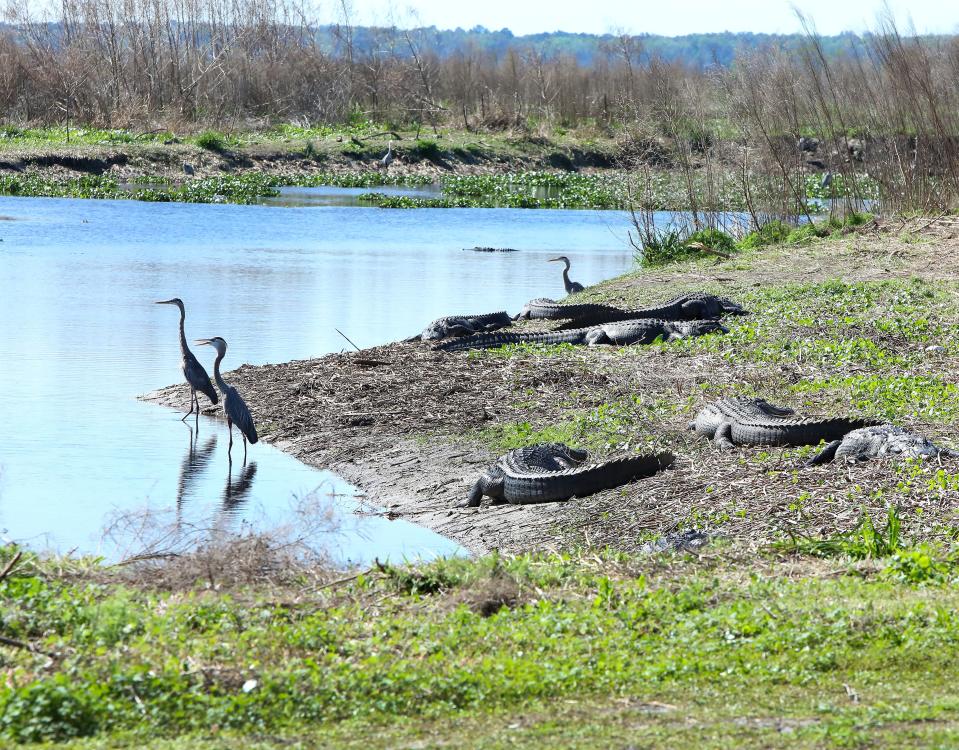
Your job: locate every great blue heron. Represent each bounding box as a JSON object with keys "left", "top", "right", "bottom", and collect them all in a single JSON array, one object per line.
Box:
[
  {"left": 380, "top": 140, "right": 394, "bottom": 169},
  {"left": 194, "top": 336, "right": 258, "bottom": 462},
  {"left": 547, "top": 256, "right": 585, "bottom": 294},
  {"left": 155, "top": 298, "right": 218, "bottom": 425}
]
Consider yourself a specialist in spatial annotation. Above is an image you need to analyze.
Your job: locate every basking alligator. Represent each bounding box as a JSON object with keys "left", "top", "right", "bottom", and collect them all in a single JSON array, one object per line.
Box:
[
  {"left": 690, "top": 397, "right": 877, "bottom": 448},
  {"left": 436, "top": 318, "right": 727, "bottom": 352},
  {"left": 808, "top": 424, "right": 959, "bottom": 465},
  {"left": 404, "top": 312, "right": 513, "bottom": 342},
  {"left": 464, "top": 442, "right": 674, "bottom": 506},
  {"left": 514, "top": 292, "right": 746, "bottom": 326}
]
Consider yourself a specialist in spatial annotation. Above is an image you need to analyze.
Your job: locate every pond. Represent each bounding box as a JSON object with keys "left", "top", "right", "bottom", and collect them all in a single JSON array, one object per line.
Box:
[{"left": 0, "top": 193, "right": 638, "bottom": 562}]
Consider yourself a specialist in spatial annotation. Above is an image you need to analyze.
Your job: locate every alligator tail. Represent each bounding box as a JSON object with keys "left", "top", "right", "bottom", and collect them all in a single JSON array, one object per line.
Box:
[
  {"left": 504, "top": 451, "right": 674, "bottom": 504},
  {"left": 435, "top": 329, "right": 586, "bottom": 352}
]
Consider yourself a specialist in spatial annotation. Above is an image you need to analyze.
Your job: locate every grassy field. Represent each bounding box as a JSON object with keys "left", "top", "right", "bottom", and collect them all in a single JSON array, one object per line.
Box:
[{"left": 5, "top": 544, "right": 959, "bottom": 749}]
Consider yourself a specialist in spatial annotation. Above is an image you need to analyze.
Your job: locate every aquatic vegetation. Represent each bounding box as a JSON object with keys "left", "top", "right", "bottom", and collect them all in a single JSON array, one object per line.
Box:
[{"left": 0, "top": 173, "right": 280, "bottom": 204}]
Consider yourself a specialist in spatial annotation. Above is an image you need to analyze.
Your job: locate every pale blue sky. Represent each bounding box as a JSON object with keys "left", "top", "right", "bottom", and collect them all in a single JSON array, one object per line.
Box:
[{"left": 332, "top": 0, "right": 958, "bottom": 36}]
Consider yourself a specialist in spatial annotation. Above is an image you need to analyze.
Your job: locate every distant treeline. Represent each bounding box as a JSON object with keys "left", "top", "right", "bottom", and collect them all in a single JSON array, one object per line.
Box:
[
  {"left": 0, "top": 4, "right": 940, "bottom": 129},
  {"left": 3, "top": 2, "right": 959, "bottom": 212}
]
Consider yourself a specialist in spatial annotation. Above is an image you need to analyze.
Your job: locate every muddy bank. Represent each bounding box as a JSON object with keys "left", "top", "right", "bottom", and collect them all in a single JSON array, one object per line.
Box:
[
  {"left": 143, "top": 222, "right": 959, "bottom": 555},
  {"left": 0, "top": 136, "right": 618, "bottom": 184}
]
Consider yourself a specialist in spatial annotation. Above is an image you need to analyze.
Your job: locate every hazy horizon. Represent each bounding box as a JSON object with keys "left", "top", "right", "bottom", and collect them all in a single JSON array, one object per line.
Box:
[{"left": 315, "top": 0, "right": 959, "bottom": 38}]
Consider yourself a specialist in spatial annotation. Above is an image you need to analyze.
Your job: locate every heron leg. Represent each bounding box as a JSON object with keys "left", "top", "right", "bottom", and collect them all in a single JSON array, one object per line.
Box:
[
  {"left": 242, "top": 435, "right": 248, "bottom": 464},
  {"left": 181, "top": 388, "right": 196, "bottom": 422},
  {"left": 227, "top": 418, "right": 234, "bottom": 457}
]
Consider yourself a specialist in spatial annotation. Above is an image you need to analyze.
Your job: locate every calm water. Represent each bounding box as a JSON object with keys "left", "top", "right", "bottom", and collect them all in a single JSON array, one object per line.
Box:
[{"left": 0, "top": 194, "right": 636, "bottom": 562}]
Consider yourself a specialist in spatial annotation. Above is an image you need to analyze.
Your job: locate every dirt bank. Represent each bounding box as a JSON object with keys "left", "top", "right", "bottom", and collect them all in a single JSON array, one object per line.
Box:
[
  {"left": 0, "top": 130, "right": 619, "bottom": 183},
  {"left": 145, "top": 219, "right": 959, "bottom": 554}
]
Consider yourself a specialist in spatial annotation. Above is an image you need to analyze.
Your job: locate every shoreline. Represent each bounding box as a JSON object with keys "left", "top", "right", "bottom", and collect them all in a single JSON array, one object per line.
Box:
[{"left": 143, "top": 219, "right": 959, "bottom": 555}]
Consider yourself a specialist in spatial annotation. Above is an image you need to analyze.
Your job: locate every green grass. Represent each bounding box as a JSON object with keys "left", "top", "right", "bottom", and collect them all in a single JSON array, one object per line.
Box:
[{"left": 7, "top": 546, "right": 959, "bottom": 747}]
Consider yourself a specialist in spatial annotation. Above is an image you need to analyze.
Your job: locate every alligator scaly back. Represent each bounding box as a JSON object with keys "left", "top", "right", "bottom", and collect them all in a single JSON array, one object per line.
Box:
[
  {"left": 690, "top": 397, "right": 879, "bottom": 448},
  {"left": 555, "top": 292, "right": 747, "bottom": 329},
  {"left": 436, "top": 327, "right": 590, "bottom": 352},
  {"left": 464, "top": 443, "right": 674, "bottom": 506},
  {"left": 437, "top": 318, "right": 727, "bottom": 352},
  {"left": 807, "top": 424, "right": 959, "bottom": 465},
  {"left": 404, "top": 311, "right": 513, "bottom": 342}
]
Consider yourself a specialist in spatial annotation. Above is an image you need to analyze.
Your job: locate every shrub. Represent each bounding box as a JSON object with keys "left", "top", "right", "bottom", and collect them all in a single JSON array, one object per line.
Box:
[
  {"left": 637, "top": 229, "right": 687, "bottom": 267},
  {"left": 195, "top": 130, "right": 226, "bottom": 152},
  {"left": 686, "top": 228, "right": 737, "bottom": 254},
  {"left": 0, "top": 680, "right": 97, "bottom": 743},
  {"left": 738, "top": 220, "right": 793, "bottom": 250}
]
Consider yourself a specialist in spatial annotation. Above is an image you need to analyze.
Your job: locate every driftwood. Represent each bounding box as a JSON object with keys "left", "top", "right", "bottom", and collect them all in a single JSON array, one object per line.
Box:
[{"left": 350, "top": 131, "right": 402, "bottom": 146}]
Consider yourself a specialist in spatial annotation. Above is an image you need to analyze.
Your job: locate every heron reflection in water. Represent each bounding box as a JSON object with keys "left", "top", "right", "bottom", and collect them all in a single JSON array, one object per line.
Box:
[
  {"left": 175, "top": 426, "right": 217, "bottom": 527},
  {"left": 222, "top": 461, "right": 258, "bottom": 511}
]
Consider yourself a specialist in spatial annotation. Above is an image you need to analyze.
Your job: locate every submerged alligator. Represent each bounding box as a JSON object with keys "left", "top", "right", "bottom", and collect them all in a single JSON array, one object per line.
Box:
[
  {"left": 436, "top": 318, "right": 728, "bottom": 352},
  {"left": 514, "top": 292, "right": 746, "bottom": 326},
  {"left": 465, "top": 246, "right": 518, "bottom": 253},
  {"left": 464, "top": 442, "right": 674, "bottom": 506},
  {"left": 690, "top": 397, "right": 877, "bottom": 448},
  {"left": 808, "top": 424, "right": 959, "bottom": 465},
  {"left": 404, "top": 312, "right": 513, "bottom": 342}
]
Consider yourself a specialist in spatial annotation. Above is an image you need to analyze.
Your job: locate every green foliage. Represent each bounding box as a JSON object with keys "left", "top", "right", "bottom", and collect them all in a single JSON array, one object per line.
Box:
[
  {"left": 408, "top": 139, "right": 444, "bottom": 161},
  {"left": 804, "top": 172, "right": 881, "bottom": 201},
  {"left": 777, "top": 505, "right": 903, "bottom": 559},
  {"left": 194, "top": 130, "right": 227, "bottom": 152},
  {"left": 636, "top": 229, "right": 686, "bottom": 267},
  {"left": 737, "top": 220, "right": 792, "bottom": 249},
  {"left": 8, "top": 550, "right": 959, "bottom": 744},
  {"left": 785, "top": 222, "right": 829, "bottom": 244},
  {"left": 0, "top": 173, "right": 280, "bottom": 204},
  {"left": 686, "top": 227, "right": 736, "bottom": 253},
  {"left": 884, "top": 544, "right": 946, "bottom": 583},
  {"left": 0, "top": 678, "right": 97, "bottom": 743}
]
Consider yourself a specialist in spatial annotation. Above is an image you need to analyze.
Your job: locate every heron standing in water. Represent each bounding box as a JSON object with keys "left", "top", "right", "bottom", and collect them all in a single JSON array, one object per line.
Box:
[
  {"left": 547, "top": 255, "right": 585, "bottom": 294},
  {"left": 194, "top": 336, "right": 258, "bottom": 462},
  {"left": 155, "top": 298, "right": 218, "bottom": 425}
]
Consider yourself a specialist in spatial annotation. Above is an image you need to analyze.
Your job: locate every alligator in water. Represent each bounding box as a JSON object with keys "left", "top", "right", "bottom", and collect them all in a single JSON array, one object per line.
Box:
[
  {"left": 464, "top": 442, "right": 674, "bottom": 506},
  {"left": 404, "top": 312, "right": 513, "bottom": 342},
  {"left": 689, "top": 397, "right": 878, "bottom": 448},
  {"left": 436, "top": 318, "right": 728, "bottom": 352},
  {"left": 464, "top": 246, "right": 518, "bottom": 253},
  {"left": 514, "top": 292, "right": 746, "bottom": 326},
  {"left": 807, "top": 424, "right": 959, "bottom": 465}
]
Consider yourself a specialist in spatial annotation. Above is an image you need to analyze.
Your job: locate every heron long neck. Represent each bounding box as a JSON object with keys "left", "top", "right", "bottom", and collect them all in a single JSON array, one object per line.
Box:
[
  {"left": 176, "top": 305, "right": 188, "bottom": 356},
  {"left": 563, "top": 266, "right": 574, "bottom": 292},
  {"left": 212, "top": 350, "right": 228, "bottom": 391}
]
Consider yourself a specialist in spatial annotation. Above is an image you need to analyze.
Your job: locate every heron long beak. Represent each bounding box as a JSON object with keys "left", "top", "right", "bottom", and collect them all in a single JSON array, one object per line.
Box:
[
  {"left": 194, "top": 338, "right": 213, "bottom": 346},
  {"left": 155, "top": 299, "right": 176, "bottom": 304},
  {"left": 547, "top": 257, "right": 563, "bottom": 263}
]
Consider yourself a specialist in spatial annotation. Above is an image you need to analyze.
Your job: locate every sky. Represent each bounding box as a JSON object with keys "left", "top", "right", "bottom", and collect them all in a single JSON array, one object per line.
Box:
[{"left": 329, "top": 0, "right": 959, "bottom": 36}]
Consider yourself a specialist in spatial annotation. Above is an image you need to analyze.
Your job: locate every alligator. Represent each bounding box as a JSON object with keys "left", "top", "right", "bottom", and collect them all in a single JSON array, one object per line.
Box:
[
  {"left": 404, "top": 311, "right": 513, "bottom": 342},
  {"left": 689, "top": 397, "right": 878, "bottom": 448},
  {"left": 807, "top": 424, "right": 959, "bottom": 465},
  {"left": 514, "top": 292, "right": 746, "bottom": 325},
  {"left": 513, "top": 297, "right": 624, "bottom": 321},
  {"left": 464, "top": 246, "right": 518, "bottom": 253},
  {"left": 556, "top": 292, "right": 747, "bottom": 329},
  {"left": 436, "top": 318, "right": 728, "bottom": 352},
  {"left": 463, "top": 442, "right": 674, "bottom": 506}
]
